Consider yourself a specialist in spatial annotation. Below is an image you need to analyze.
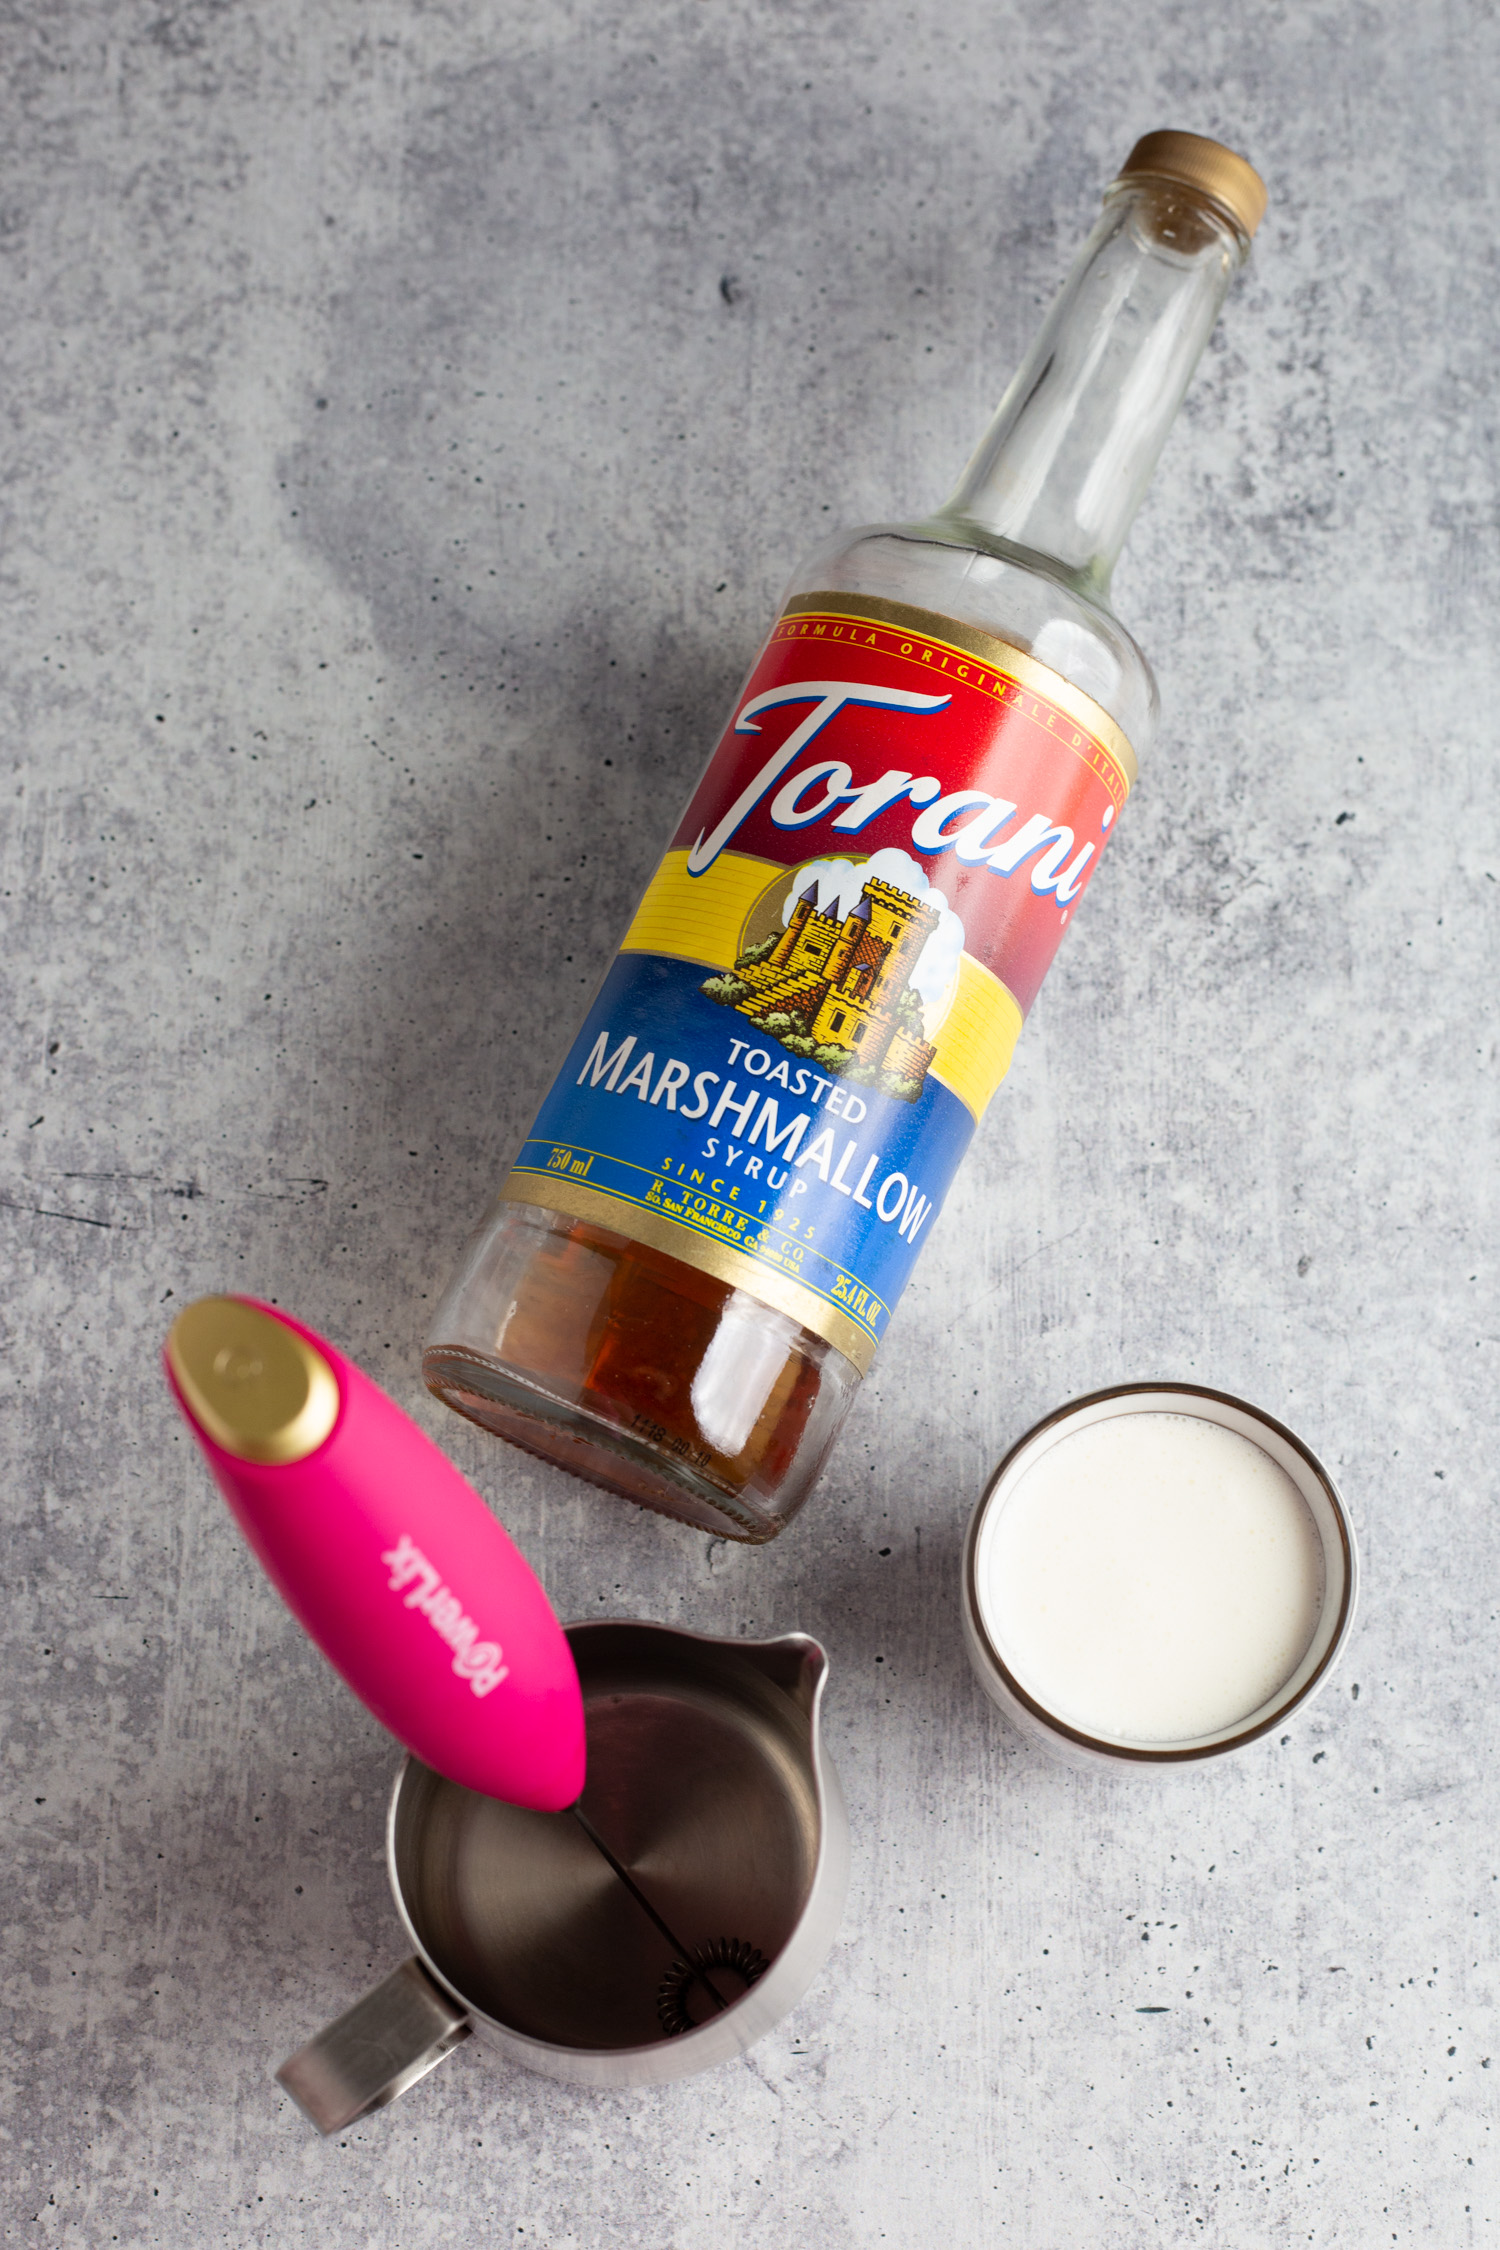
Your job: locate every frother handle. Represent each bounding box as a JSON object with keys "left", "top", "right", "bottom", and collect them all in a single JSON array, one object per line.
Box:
[{"left": 276, "top": 1958, "right": 471, "bottom": 2135}]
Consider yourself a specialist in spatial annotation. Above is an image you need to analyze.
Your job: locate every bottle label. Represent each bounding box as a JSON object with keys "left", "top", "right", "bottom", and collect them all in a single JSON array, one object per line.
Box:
[{"left": 503, "top": 594, "right": 1134, "bottom": 1372}]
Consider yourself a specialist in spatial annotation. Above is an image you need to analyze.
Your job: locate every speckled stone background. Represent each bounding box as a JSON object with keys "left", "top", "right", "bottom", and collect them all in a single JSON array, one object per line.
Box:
[{"left": 4, "top": 2, "right": 1496, "bottom": 2242}]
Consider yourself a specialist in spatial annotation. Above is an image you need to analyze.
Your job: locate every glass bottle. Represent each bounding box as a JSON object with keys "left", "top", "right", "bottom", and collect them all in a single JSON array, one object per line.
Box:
[{"left": 423, "top": 132, "right": 1266, "bottom": 1543}]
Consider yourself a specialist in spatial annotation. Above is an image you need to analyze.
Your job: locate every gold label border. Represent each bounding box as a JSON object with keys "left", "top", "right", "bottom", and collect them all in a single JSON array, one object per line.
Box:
[
  {"left": 502, "top": 1171, "right": 877, "bottom": 1374},
  {"left": 781, "top": 590, "right": 1137, "bottom": 796}
]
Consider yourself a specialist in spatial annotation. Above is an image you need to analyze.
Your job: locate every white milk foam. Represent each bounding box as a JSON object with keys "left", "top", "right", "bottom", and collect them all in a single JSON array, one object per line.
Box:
[{"left": 981, "top": 1412, "right": 1324, "bottom": 1744}]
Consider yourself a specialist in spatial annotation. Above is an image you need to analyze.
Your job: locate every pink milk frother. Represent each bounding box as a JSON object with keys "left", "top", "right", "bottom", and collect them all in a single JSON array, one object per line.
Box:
[
  {"left": 164, "top": 1294, "right": 586, "bottom": 1810},
  {"left": 165, "top": 1295, "right": 743, "bottom": 2018}
]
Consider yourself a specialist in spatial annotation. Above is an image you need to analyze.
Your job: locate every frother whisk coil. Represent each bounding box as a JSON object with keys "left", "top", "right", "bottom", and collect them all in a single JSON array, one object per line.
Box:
[{"left": 657, "top": 1938, "right": 770, "bottom": 2037}]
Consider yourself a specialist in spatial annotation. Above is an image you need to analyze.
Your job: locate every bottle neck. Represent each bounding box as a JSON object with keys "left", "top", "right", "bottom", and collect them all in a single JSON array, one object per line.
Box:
[{"left": 933, "top": 181, "right": 1248, "bottom": 598}]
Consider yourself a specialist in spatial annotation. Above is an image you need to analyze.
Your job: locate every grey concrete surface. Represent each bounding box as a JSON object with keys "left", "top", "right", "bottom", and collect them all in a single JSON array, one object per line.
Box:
[{"left": 3, "top": 2, "right": 1496, "bottom": 2242}]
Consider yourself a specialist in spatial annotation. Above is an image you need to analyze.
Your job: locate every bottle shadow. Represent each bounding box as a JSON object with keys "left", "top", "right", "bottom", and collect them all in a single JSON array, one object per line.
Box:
[
  {"left": 269, "top": 104, "right": 775, "bottom": 1330},
  {"left": 280, "top": 606, "right": 749, "bottom": 1248}
]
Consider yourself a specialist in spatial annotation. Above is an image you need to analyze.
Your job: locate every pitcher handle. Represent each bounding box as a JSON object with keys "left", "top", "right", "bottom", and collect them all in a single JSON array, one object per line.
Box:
[{"left": 276, "top": 1957, "right": 472, "bottom": 2134}]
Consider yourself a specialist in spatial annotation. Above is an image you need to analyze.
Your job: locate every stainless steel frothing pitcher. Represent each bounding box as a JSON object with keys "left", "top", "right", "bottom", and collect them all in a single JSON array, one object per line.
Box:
[{"left": 277, "top": 1621, "right": 848, "bottom": 2132}]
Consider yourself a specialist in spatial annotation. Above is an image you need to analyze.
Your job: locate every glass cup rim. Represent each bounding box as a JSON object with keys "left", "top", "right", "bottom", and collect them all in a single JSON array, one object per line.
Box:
[{"left": 962, "top": 1380, "right": 1359, "bottom": 1764}]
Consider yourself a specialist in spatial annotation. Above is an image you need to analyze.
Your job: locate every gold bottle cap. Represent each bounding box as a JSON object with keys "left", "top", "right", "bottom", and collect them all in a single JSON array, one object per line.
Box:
[
  {"left": 166, "top": 1295, "right": 341, "bottom": 1465},
  {"left": 1113, "top": 130, "right": 1267, "bottom": 241}
]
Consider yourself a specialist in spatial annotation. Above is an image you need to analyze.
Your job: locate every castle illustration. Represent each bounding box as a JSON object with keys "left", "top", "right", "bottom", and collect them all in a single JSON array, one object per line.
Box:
[{"left": 703, "top": 874, "right": 939, "bottom": 1100}]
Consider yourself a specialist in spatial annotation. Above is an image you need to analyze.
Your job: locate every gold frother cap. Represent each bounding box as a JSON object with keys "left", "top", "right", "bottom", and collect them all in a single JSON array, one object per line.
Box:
[
  {"left": 1112, "top": 130, "right": 1267, "bottom": 242},
  {"left": 166, "top": 1296, "right": 340, "bottom": 1465}
]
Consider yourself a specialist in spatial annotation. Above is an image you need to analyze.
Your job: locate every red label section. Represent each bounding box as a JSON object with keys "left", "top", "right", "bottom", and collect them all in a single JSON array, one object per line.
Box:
[{"left": 670, "top": 603, "right": 1129, "bottom": 1014}]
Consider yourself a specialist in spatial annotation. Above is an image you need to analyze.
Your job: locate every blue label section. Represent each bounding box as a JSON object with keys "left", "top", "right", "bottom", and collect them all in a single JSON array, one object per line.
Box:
[{"left": 512, "top": 955, "right": 974, "bottom": 1353}]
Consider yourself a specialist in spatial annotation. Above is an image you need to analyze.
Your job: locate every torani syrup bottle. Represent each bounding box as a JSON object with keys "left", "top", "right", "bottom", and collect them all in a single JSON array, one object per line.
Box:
[{"left": 424, "top": 131, "right": 1267, "bottom": 1542}]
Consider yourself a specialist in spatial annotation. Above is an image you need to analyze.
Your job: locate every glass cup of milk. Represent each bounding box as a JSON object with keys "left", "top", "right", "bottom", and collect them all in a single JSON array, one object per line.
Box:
[{"left": 961, "top": 1384, "right": 1359, "bottom": 1769}]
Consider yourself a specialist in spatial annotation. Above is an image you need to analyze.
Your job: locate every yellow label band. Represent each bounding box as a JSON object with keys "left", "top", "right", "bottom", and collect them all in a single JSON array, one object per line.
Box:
[{"left": 622, "top": 850, "right": 1024, "bottom": 1124}]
